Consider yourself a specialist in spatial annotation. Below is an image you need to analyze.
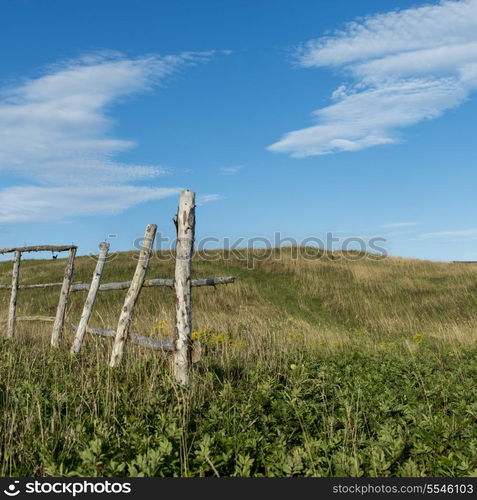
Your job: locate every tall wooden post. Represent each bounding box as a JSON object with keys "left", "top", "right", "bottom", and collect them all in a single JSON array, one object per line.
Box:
[
  {"left": 6, "top": 250, "right": 21, "bottom": 339},
  {"left": 173, "top": 190, "right": 196, "bottom": 386},
  {"left": 51, "top": 247, "right": 77, "bottom": 347},
  {"left": 71, "top": 242, "right": 110, "bottom": 354},
  {"left": 109, "top": 224, "right": 157, "bottom": 367}
]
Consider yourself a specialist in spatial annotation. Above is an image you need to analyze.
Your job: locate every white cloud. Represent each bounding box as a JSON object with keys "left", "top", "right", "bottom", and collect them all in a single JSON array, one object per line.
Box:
[
  {"left": 0, "top": 185, "right": 181, "bottom": 224},
  {"left": 197, "top": 194, "right": 224, "bottom": 205},
  {"left": 219, "top": 165, "right": 243, "bottom": 175},
  {"left": 379, "top": 221, "right": 418, "bottom": 228},
  {"left": 420, "top": 228, "right": 477, "bottom": 239},
  {"left": 0, "top": 51, "right": 212, "bottom": 223},
  {"left": 269, "top": 0, "right": 477, "bottom": 157}
]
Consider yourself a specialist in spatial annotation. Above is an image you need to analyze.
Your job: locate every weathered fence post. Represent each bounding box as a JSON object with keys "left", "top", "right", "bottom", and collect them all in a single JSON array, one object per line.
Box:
[
  {"left": 51, "top": 247, "right": 77, "bottom": 347},
  {"left": 109, "top": 224, "right": 157, "bottom": 367},
  {"left": 6, "top": 250, "right": 21, "bottom": 339},
  {"left": 71, "top": 242, "right": 110, "bottom": 354},
  {"left": 172, "top": 190, "right": 196, "bottom": 386}
]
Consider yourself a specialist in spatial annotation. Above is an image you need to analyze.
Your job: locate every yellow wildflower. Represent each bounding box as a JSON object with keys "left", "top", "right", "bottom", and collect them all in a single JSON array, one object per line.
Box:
[
  {"left": 211, "top": 333, "right": 227, "bottom": 344},
  {"left": 412, "top": 333, "right": 423, "bottom": 343}
]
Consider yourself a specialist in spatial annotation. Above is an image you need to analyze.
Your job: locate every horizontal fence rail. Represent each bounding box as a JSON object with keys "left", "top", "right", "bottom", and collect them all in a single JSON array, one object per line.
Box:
[
  {"left": 71, "top": 325, "right": 174, "bottom": 351},
  {"left": 0, "top": 245, "right": 77, "bottom": 255},
  {"left": 70, "top": 325, "right": 201, "bottom": 362},
  {"left": 0, "top": 276, "right": 235, "bottom": 291},
  {"left": 0, "top": 316, "right": 56, "bottom": 323},
  {"left": 0, "top": 282, "right": 83, "bottom": 290}
]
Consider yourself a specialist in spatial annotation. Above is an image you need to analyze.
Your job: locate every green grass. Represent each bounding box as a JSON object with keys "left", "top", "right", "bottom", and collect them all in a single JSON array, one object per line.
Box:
[{"left": 0, "top": 248, "right": 477, "bottom": 476}]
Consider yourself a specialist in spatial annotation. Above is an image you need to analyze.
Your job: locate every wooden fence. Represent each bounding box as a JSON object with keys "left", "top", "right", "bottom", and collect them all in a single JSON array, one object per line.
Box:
[
  {"left": 0, "top": 190, "right": 235, "bottom": 385},
  {"left": 0, "top": 244, "right": 77, "bottom": 343}
]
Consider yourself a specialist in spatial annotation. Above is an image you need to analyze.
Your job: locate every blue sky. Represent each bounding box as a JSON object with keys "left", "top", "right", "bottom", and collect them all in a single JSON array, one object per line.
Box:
[{"left": 1, "top": 0, "right": 477, "bottom": 261}]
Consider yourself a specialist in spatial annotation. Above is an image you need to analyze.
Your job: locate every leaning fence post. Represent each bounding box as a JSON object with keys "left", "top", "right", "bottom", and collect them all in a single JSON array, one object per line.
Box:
[
  {"left": 51, "top": 247, "right": 77, "bottom": 347},
  {"left": 71, "top": 242, "right": 110, "bottom": 354},
  {"left": 109, "top": 224, "right": 157, "bottom": 367},
  {"left": 6, "top": 250, "right": 21, "bottom": 339},
  {"left": 172, "top": 189, "right": 196, "bottom": 386}
]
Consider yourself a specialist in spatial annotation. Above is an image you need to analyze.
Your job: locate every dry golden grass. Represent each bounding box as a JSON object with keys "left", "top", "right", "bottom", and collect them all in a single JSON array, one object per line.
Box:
[{"left": 1, "top": 247, "right": 477, "bottom": 356}]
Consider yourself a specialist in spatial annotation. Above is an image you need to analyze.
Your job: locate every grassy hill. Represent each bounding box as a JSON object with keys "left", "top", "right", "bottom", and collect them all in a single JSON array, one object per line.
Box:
[{"left": 1, "top": 248, "right": 477, "bottom": 476}]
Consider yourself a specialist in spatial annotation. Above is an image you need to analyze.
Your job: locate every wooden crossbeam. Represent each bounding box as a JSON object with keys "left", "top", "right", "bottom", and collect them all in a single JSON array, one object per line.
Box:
[
  {"left": 1, "top": 316, "right": 56, "bottom": 322},
  {"left": 72, "top": 325, "right": 174, "bottom": 351},
  {"left": 19, "top": 316, "right": 56, "bottom": 322},
  {"left": 0, "top": 282, "right": 82, "bottom": 290},
  {"left": 0, "top": 276, "right": 235, "bottom": 291},
  {"left": 71, "top": 276, "right": 235, "bottom": 292},
  {"left": 70, "top": 325, "right": 201, "bottom": 362},
  {"left": 0, "top": 245, "right": 77, "bottom": 255}
]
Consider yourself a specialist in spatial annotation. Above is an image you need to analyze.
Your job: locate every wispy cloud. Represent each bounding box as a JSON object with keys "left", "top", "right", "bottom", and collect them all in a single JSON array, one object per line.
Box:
[
  {"left": 219, "top": 165, "right": 243, "bottom": 176},
  {"left": 420, "top": 228, "right": 477, "bottom": 239},
  {"left": 379, "top": 222, "right": 418, "bottom": 229},
  {"left": 268, "top": 0, "right": 477, "bottom": 157},
  {"left": 197, "top": 194, "right": 224, "bottom": 205},
  {"left": 0, "top": 51, "right": 212, "bottom": 223},
  {"left": 0, "top": 185, "right": 180, "bottom": 224}
]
